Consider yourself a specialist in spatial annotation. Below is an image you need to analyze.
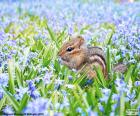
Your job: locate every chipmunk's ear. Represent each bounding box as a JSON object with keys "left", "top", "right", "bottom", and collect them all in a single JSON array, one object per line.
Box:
[
  {"left": 70, "top": 34, "right": 85, "bottom": 47},
  {"left": 76, "top": 35, "right": 85, "bottom": 47}
]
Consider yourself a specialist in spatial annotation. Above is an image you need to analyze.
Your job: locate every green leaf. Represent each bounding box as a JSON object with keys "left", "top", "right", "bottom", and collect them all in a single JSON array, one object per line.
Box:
[
  {"left": 2, "top": 87, "right": 20, "bottom": 111},
  {"left": 4, "top": 22, "right": 14, "bottom": 33},
  {"left": 106, "top": 46, "right": 111, "bottom": 76},
  {"left": 80, "top": 25, "right": 91, "bottom": 34},
  {"left": 23, "top": 47, "right": 30, "bottom": 66},
  {"left": 15, "top": 66, "right": 23, "bottom": 87},
  {"left": 76, "top": 85, "right": 89, "bottom": 108},
  {"left": 125, "top": 65, "right": 134, "bottom": 83},
  {"left": 8, "top": 59, "right": 15, "bottom": 94},
  {"left": 46, "top": 23, "right": 59, "bottom": 49},
  {"left": 120, "top": 93, "right": 125, "bottom": 116},
  {"left": 104, "top": 86, "right": 114, "bottom": 115},
  {"left": 27, "top": 68, "right": 37, "bottom": 80},
  {"left": 94, "top": 66, "right": 106, "bottom": 88},
  {"left": 18, "top": 93, "right": 29, "bottom": 112},
  {"left": 100, "top": 22, "right": 115, "bottom": 45},
  {"left": 57, "top": 28, "right": 67, "bottom": 43},
  {"left": 86, "top": 87, "right": 96, "bottom": 107},
  {"left": 0, "top": 96, "right": 6, "bottom": 111}
]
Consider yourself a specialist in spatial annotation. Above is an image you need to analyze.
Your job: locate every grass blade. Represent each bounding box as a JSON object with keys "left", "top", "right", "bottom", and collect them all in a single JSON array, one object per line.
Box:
[
  {"left": 46, "top": 23, "right": 59, "bottom": 49},
  {"left": 8, "top": 59, "right": 15, "bottom": 94},
  {"left": 120, "top": 93, "right": 125, "bottom": 116},
  {"left": 18, "top": 93, "right": 29, "bottom": 112},
  {"left": 106, "top": 46, "right": 111, "bottom": 76},
  {"left": 0, "top": 96, "right": 6, "bottom": 111},
  {"left": 2, "top": 87, "right": 20, "bottom": 111}
]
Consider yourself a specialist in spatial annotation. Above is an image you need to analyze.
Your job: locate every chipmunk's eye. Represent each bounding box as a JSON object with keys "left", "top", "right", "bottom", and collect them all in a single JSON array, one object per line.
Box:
[{"left": 66, "top": 47, "right": 74, "bottom": 52}]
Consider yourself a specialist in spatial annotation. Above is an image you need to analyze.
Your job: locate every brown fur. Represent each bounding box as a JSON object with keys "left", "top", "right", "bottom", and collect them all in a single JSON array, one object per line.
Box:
[
  {"left": 58, "top": 35, "right": 126, "bottom": 78},
  {"left": 58, "top": 35, "right": 107, "bottom": 78}
]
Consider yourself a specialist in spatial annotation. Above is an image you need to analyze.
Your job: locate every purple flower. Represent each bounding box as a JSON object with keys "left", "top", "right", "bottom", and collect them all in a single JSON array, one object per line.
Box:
[
  {"left": 62, "top": 96, "right": 69, "bottom": 108},
  {"left": 76, "top": 107, "right": 83, "bottom": 113},
  {"left": 0, "top": 31, "right": 5, "bottom": 45},
  {"left": 68, "top": 75, "right": 73, "bottom": 81},
  {"left": 0, "top": 52, "right": 6, "bottom": 66},
  {"left": 43, "top": 71, "right": 53, "bottom": 84},
  {"left": 101, "top": 88, "right": 110, "bottom": 96},
  {"left": 3, "top": 105, "right": 14, "bottom": 114},
  {"left": 100, "top": 88, "right": 111, "bottom": 103},
  {"left": 134, "top": 81, "right": 140, "bottom": 87},
  {"left": 115, "top": 78, "right": 128, "bottom": 93},
  {"left": 99, "top": 105, "right": 104, "bottom": 112},
  {"left": 27, "top": 80, "right": 40, "bottom": 99},
  {"left": 28, "top": 81, "right": 36, "bottom": 91},
  {"left": 45, "top": 41, "right": 49, "bottom": 45},
  {"left": 30, "top": 90, "right": 40, "bottom": 99},
  {"left": 127, "top": 90, "right": 136, "bottom": 101},
  {"left": 68, "top": 26, "right": 73, "bottom": 35},
  {"left": 138, "top": 105, "right": 140, "bottom": 111},
  {"left": 87, "top": 107, "right": 98, "bottom": 116},
  {"left": 23, "top": 98, "right": 50, "bottom": 114},
  {"left": 0, "top": 90, "right": 4, "bottom": 100},
  {"left": 26, "top": 52, "right": 38, "bottom": 64},
  {"left": 14, "top": 87, "right": 28, "bottom": 101},
  {"left": 110, "top": 112, "right": 115, "bottom": 116},
  {"left": 100, "top": 95, "right": 109, "bottom": 103},
  {"left": 112, "top": 94, "right": 120, "bottom": 101},
  {"left": 131, "top": 100, "right": 137, "bottom": 106},
  {"left": 7, "top": 40, "right": 17, "bottom": 47},
  {"left": 112, "top": 103, "right": 118, "bottom": 111},
  {"left": 0, "top": 73, "right": 8, "bottom": 87},
  {"left": 7, "top": 54, "right": 12, "bottom": 59},
  {"left": 10, "top": 50, "right": 17, "bottom": 55}
]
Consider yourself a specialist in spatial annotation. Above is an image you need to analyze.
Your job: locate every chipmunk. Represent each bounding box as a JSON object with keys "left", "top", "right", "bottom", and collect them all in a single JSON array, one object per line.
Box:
[{"left": 58, "top": 35, "right": 127, "bottom": 79}]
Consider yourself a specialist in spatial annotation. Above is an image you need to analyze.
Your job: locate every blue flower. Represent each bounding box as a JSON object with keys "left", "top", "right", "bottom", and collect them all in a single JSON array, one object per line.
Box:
[
  {"left": 28, "top": 81, "right": 36, "bottom": 91},
  {"left": 138, "top": 105, "right": 140, "bottom": 111},
  {"left": 27, "top": 80, "right": 40, "bottom": 99},
  {"left": 26, "top": 52, "right": 38, "bottom": 64},
  {"left": 100, "top": 95, "right": 109, "bottom": 103},
  {"left": 7, "top": 40, "right": 17, "bottom": 47},
  {"left": 14, "top": 87, "right": 28, "bottom": 101},
  {"left": 68, "top": 75, "right": 73, "bottom": 81},
  {"left": 0, "top": 73, "right": 8, "bottom": 87},
  {"left": 110, "top": 112, "right": 115, "bottom": 116},
  {"left": 112, "top": 94, "right": 120, "bottom": 101},
  {"left": 45, "top": 41, "right": 49, "bottom": 45},
  {"left": 115, "top": 78, "right": 128, "bottom": 93},
  {"left": 87, "top": 107, "right": 98, "bottom": 116},
  {"left": 101, "top": 88, "right": 110, "bottom": 96},
  {"left": 23, "top": 98, "right": 50, "bottom": 114},
  {"left": 99, "top": 105, "right": 104, "bottom": 112},
  {"left": 0, "top": 90, "right": 4, "bottom": 100},
  {"left": 100, "top": 88, "right": 111, "bottom": 103},
  {"left": 43, "top": 71, "right": 53, "bottom": 84},
  {"left": 130, "top": 100, "right": 137, "bottom": 106},
  {"left": 112, "top": 103, "right": 118, "bottom": 111},
  {"left": 30, "top": 90, "right": 40, "bottom": 99},
  {"left": 134, "top": 81, "right": 140, "bottom": 86},
  {"left": 127, "top": 90, "right": 136, "bottom": 101},
  {"left": 3, "top": 105, "right": 14, "bottom": 114},
  {"left": 76, "top": 107, "right": 83, "bottom": 113}
]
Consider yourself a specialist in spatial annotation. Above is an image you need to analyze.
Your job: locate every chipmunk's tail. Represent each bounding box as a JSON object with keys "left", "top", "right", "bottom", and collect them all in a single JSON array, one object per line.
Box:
[{"left": 112, "top": 63, "right": 127, "bottom": 73}]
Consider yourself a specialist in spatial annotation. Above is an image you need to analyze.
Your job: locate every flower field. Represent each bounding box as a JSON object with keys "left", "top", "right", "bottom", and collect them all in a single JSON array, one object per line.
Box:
[{"left": 0, "top": 0, "right": 140, "bottom": 115}]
